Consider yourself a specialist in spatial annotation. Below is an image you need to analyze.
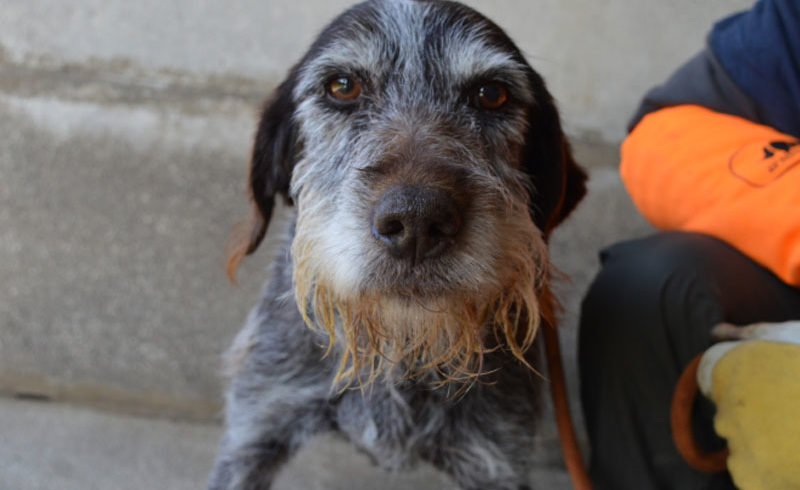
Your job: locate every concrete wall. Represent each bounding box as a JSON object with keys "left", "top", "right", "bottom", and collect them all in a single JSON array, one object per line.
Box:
[
  {"left": 0, "top": 0, "right": 753, "bottom": 419},
  {"left": 1, "top": 0, "right": 753, "bottom": 142}
]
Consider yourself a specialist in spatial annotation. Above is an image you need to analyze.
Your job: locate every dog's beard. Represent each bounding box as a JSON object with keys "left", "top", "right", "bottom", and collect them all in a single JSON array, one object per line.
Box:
[{"left": 292, "top": 194, "right": 549, "bottom": 390}]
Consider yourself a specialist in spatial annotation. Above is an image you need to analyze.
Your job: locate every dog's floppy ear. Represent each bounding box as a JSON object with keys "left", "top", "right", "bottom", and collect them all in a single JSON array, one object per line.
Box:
[
  {"left": 227, "top": 78, "right": 298, "bottom": 280},
  {"left": 520, "top": 71, "right": 587, "bottom": 238}
]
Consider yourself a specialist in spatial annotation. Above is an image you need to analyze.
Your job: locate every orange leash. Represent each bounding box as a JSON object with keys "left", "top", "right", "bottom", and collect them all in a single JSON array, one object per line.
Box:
[
  {"left": 670, "top": 354, "right": 729, "bottom": 473},
  {"left": 543, "top": 329, "right": 728, "bottom": 489},
  {"left": 543, "top": 323, "right": 594, "bottom": 490}
]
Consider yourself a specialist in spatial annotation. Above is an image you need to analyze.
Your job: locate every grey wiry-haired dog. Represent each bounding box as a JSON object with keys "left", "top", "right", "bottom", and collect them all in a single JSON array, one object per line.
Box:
[{"left": 210, "top": 1, "right": 586, "bottom": 489}]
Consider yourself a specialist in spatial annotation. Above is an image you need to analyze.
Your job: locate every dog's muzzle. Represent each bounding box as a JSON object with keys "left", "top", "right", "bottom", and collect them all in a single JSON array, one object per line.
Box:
[{"left": 371, "top": 185, "right": 462, "bottom": 265}]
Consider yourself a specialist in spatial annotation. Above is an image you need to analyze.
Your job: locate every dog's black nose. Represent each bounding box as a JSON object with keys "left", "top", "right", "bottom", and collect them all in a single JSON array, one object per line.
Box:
[{"left": 372, "top": 185, "right": 461, "bottom": 264}]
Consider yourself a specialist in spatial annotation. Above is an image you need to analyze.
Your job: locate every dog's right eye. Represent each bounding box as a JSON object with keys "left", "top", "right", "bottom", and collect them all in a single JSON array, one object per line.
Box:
[
  {"left": 469, "top": 82, "right": 509, "bottom": 111},
  {"left": 327, "top": 76, "right": 362, "bottom": 102}
]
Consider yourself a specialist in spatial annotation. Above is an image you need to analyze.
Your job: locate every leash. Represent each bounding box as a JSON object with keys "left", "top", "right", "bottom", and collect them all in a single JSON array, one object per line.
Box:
[
  {"left": 671, "top": 354, "right": 729, "bottom": 473},
  {"left": 542, "top": 315, "right": 730, "bottom": 487},
  {"left": 543, "top": 333, "right": 729, "bottom": 488},
  {"left": 542, "top": 323, "right": 594, "bottom": 490}
]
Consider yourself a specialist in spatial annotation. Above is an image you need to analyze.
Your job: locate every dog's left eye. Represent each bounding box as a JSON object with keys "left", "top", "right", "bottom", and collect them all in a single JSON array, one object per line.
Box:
[
  {"left": 327, "top": 76, "right": 362, "bottom": 102},
  {"left": 470, "top": 82, "right": 509, "bottom": 111}
]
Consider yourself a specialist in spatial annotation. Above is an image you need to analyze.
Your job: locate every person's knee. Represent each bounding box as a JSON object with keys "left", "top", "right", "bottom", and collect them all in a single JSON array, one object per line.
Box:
[
  {"left": 580, "top": 234, "right": 685, "bottom": 340},
  {"left": 582, "top": 232, "right": 728, "bottom": 319},
  {"left": 579, "top": 232, "right": 726, "bottom": 370}
]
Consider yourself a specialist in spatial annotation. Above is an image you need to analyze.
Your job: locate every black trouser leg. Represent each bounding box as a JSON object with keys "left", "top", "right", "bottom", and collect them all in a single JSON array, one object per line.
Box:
[{"left": 578, "top": 232, "right": 800, "bottom": 490}]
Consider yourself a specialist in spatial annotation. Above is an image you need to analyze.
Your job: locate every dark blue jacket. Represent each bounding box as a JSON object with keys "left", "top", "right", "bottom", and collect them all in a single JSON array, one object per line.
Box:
[{"left": 630, "top": 0, "right": 800, "bottom": 138}]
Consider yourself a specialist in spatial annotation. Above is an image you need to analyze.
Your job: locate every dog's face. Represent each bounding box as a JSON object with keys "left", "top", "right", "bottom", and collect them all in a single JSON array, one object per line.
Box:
[{"left": 230, "top": 0, "right": 586, "bottom": 385}]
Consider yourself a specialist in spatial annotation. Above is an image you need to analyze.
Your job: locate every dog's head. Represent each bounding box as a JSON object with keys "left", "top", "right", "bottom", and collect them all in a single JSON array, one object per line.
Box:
[{"left": 229, "top": 0, "right": 586, "bottom": 386}]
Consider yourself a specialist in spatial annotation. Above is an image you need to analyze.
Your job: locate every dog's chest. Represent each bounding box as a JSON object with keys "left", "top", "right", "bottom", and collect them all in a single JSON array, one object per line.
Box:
[{"left": 334, "top": 383, "right": 454, "bottom": 470}]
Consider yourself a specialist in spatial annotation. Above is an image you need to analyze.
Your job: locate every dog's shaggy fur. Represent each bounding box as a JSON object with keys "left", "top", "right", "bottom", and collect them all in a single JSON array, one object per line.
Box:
[{"left": 210, "top": 1, "right": 586, "bottom": 489}]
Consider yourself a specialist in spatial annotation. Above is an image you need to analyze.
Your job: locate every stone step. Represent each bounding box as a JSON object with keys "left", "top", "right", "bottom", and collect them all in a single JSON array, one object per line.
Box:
[
  {"left": 1, "top": 397, "right": 577, "bottom": 489},
  {"left": 0, "top": 397, "right": 220, "bottom": 490},
  {"left": 0, "top": 0, "right": 753, "bottom": 144},
  {"left": 0, "top": 62, "right": 267, "bottom": 419}
]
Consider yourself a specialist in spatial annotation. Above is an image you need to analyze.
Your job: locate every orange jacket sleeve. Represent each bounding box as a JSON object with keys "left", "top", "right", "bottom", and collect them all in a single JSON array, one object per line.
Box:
[{"left": 621, "top": 104, "right": 800, "bottom": 286}]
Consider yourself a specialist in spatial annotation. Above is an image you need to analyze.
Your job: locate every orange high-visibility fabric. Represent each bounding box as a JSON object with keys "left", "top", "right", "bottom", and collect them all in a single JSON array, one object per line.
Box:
[{"left": 621, "top": 105, "right": 800, "bottom": 287}]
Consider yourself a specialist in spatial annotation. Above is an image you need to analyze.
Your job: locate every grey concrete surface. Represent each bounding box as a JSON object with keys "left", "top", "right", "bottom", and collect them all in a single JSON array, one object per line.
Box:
[
  {"left": 0, "top": 397, "right": 221, "bottom": 490},
  {"left": 0, "top": 0, "right": 753, "bottom": 143},
  {"left": 0, "top": 397, "right": 575, "bottom": 489},
  {"left": 0, "top": 89, "right": 262, "bottom": 418}
]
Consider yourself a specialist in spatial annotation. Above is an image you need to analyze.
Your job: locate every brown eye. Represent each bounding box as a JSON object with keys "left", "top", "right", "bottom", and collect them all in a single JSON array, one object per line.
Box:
[
  {"left": 327, "top": 76, "right": 362, "bottom": 101},
  {"left": 472, "top": 82, "right": 508, "bottom": 110}
]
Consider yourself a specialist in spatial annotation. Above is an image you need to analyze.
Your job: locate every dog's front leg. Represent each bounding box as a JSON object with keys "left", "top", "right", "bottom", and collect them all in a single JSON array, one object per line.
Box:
[
  {"left": 207, "top": 435, "right": 289, "bottom": 490},
  {"left": 431, "top": 450, "right": 531, "bottom": 490},
  {"left": 421, "top": 391, "right": 537, "bottom": 490},
  {"left": 207, "top": 376, "right": 333, "bottom": 490},
  {"left": 422, "top": 426, "right": 533, "bottom": 490}
]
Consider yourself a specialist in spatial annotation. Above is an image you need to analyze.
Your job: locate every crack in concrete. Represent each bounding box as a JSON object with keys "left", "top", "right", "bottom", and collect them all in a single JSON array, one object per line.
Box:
[
  {"left": 0, "top": 370, "right": 222, "bottom": 422},
  {"left": 0, "top": 55, "right": 273, "bottom": 116}
]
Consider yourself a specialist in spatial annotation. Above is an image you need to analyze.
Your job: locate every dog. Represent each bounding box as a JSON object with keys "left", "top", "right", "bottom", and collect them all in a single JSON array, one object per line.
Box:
[{"left": 209, "top": 1, "right": 586, "bottom": 489}]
